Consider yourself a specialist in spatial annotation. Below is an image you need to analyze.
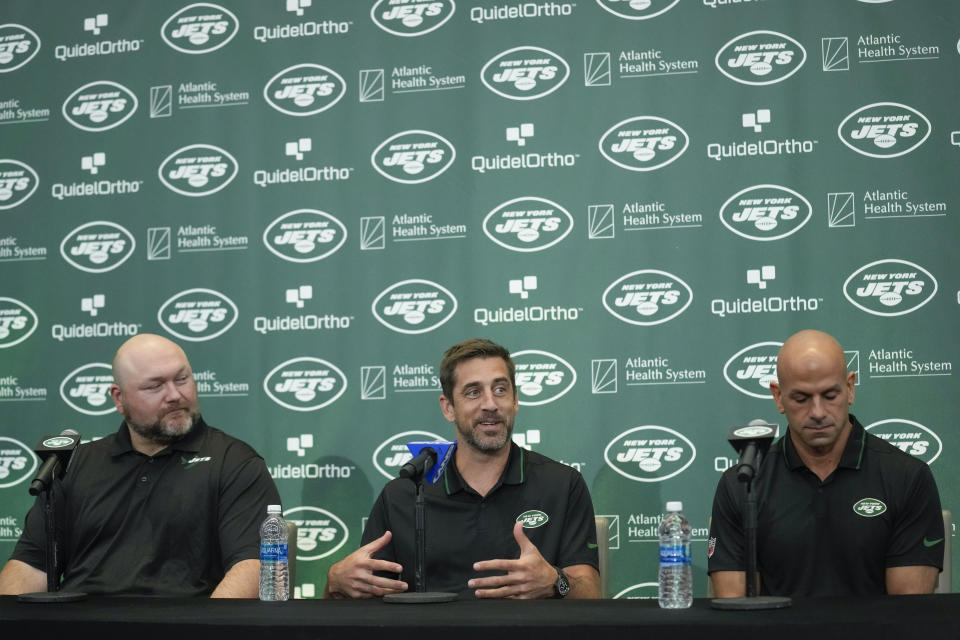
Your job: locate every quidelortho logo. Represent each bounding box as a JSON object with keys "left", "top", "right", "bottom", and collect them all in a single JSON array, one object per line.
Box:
[
  {"left": 60, "top": 362, "right": 114, "bottom": 415},
  {"left": 723, "top": 341, "right": 781, "bottom": 399},
  {"left": 602, "top": 270, "right": 693, "bottom": 326},
  {"left": 263, "top": 63, "right": 346, "bottom": 116},
  {"left": 284, "top": 506, "right": 348, "bottom": 560},
  {"left": 866, "top": 418, "right": 942, "bottom": 464},
  {"left": 604, "top": 425, "right": 696, "bottom": 482},
  {"left": 715, "top": 31, "right": 806, "bottom": 85},
  {"left": 481, "top": 46, "right": 569, "bottom": 100},
  {"left": 372, "top": 429, "right": 445, "bottom": 480},
  {"left": 370, "top": 0, "right": 456, "bottom": 37},
  {"left": 60, "top": 221, "right": 135, "bottom": 273},
  {"left": 371, "top": 130, "right": 455, "bottom": 184},
  {"left": 0, "top": 159, "right": 39, "bottom": 210},
  {"left": 599, "top": 116, "right": 689, "bottom": 171},
  {"left": 0, "top": 24, "right": 41, "bottom": 72},
  {"left": 371, "top": 279, "right": 457, "bottom": 334},
  {"left": 837, "top": 103, "right": 930, "bottom": 159},
  {"left": 596, "top": 0, "right": 680, "bottom": 20},
  {"left": 263, "top": 209, "right": 347, "bottom": 263},
  {"left": 263, "top": 357, "right": 348, "bottom": 411},
  {"left": 158, "top": 144, "right": 238, "bottom": 196},
  {"left": 157, "top": 288, "right": 238, "bottom": 342},
  {"left": 0, "top": 297, "right": 38, "bottom": 348},
  {"left": 843, "top": 259, "right": 937, "bottom": 317},
  {"left": 482, "top": 197, "right": 573, "bottom": 252},
  {"left": 512, "top": 349, "right": 576, "bottom": 406},
  {"left": 161, "top": 3, "right": 239, "bottom": 54},
  {"left": 719, "top": 184, "right": 812, "bottom": 241},
  {"left": 62, "top": 81, "right": 137, "bottom": 131},
  {"left": 0, "top": 437, "right": 37, "bottom": 488}
]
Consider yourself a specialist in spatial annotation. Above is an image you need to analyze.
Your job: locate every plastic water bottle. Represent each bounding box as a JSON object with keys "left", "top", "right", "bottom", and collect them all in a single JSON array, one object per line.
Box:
[
  {"left": 258, "top": 504, "right": 290, "bottom": 601},
  {"left": 658, "top": 500, "right": 692, "bottom": 609}
]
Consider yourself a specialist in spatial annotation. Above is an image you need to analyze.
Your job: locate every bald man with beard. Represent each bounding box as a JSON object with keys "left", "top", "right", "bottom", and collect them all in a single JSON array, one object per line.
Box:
[
  {"left": 0, "top": 334, "right": 281, "bottom": 597},
  {"left": 708, "top": 329, "right": 944, "bottom": 597}
]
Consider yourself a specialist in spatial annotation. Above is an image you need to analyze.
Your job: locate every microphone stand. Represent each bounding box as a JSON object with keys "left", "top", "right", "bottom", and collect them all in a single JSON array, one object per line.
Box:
[
  {"left": 711, "top": 442, "right": 790, "bottom": 611},
  {"left": 18, "top": 463, "right": 86, "bottom": 603},
  {"left": 384, "top": 465, "right": 457, "bottom": 604}
]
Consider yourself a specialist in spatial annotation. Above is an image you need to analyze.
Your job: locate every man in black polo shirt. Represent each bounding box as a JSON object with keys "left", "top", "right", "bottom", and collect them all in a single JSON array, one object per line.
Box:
[
  {"left": 708, "top": 329, "right": 944, "bottom": 597},
  {"left": 324, "top": 338, "right": 600, "bottom": 600},
  {"left": 0, "top": 334, "right": 280, "bottom": 597}
]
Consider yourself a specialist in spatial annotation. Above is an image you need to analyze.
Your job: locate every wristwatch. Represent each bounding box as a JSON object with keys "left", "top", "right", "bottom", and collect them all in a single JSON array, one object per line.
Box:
[{"left": 552, "top": 566, "right": 570, "bottom": 598}]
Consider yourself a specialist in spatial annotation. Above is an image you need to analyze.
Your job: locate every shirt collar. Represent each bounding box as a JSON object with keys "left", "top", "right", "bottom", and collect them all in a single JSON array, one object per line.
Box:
[
  {"left": 443, "top": 441, "right": 525, "bottom": 495},
  {"left": 109, "top": 416, "right": 207, "bottom": 458},
  {"left": 781, "top": 413, "right": 866, "bottom": 471}
]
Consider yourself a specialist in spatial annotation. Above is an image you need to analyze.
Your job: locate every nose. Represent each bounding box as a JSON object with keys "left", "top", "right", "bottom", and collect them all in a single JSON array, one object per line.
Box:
[
  {"left": 809, "top": 395, "right": 827, "bottom": 421},
  {"left": 478, "top": 386, "right": 498, "bottom": 409},
  {"left": 161, "top": 380, "right": 184, "bottom": 403}
]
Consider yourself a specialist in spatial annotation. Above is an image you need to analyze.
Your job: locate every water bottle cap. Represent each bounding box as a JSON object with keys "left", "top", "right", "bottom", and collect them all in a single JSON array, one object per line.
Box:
[
  {"left": 267, "top": 504, "right": 282, "bottom": 513},
  {"left": 665, "top": 501, "right": 683, "bottom": 512}
]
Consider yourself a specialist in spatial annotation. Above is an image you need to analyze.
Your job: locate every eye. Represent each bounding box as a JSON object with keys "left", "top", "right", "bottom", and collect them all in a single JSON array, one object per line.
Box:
[{"left": 464, "top": 388, "right": 480, "bottom": 398}]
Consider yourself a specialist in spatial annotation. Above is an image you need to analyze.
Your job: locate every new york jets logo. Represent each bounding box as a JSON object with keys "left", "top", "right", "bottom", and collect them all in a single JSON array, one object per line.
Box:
[
  {"left": 599, "top": 116, "right": 689, "bottom": 171},
  {"left": 512, "top": 350, "right": 576, "bottom": 406},
  {"left": 865, "top": 418, "right": 942, "bottom": 465},
  {"left": 602, "top": 270, "right": 693, "bottom": 326},
  {"left": 62, "top": 81, "right": 138, "bottom": 132},
  {"left": 157, "top": 288, "right": 238, "bottom": 342},
  {"left": 853, "top": 498, "right": 887, "bottom": 517},
  {"left": 719, "top": 185, "right": 812, "bottom": 241},
  {"left": 370, "top": 0, "right": 456, "bottom": 37},
  {"left": 372, "top": 430, "right": 445, "bottom": 480},
  {"left": 263, "top": 357, "right": 348, "bottom": 412},
  {"left": 604, "top": 425, "right": 697, "bottom": 482},
  {"left": 0, "top": 437, "right": 37, "bottom": 488},
  {"left": 715, "top": 31, "right": 806, "bottom": 85},
  {"left": 42, "top": 436, "right": 76, "bottom": 448},
  {"left": 0, "top": 24, "right": 41, "bottom": 72},
  {"left": 837, "top": 103, "right": 930, "bottom": 159},
  {"left": 372, "top": 279, "right": 457, "bottom": 334},
  {"left": 0, "top": 298, "right": 38, "bottom": 349},
  {"left": 595, "top": 0, "right": 680, "bottom": 20},
  {"left": 482, "top": 46, "right": 570, "bottom": 101},
  {"left": 60, "top": 221, "right": 136, "bottom": 273},
  {"left": 517, "top": 510, "right": 549, "bottom": 528},
  {"left": 0, "top": 159, "right": 39, "bottom": 210},
  {"left": 161, "top": 3, "right": 239, "bottom": 54},
  {"left": 482, "top": 197, "right": 573, "bottom": 252},
  {"left": 263, "top": 63, "right": 346, "bottom": 116},
  {"left": 158, "top": 144, "right": 238, "bottom": 196},
  {"left": 723, "top": 341, "right": 781, "bottom": 399},
  {"left": 285, "top": 506, "right": 349, "bottom": 560},
  {"left": 263, "top": 209, "right": 347, "bottom": 263},
  {"left": 59, "top": 362, "right": 114, "bottom": 416},
  {"left": 371, "top": 130, "right": 456, "bottom": 184},
  {"left": 843, "top": 259, "right": 937, "bottom": 317}
]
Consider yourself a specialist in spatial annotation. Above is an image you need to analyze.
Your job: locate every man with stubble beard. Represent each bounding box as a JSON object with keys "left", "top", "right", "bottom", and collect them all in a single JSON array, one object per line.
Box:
[
  {"left": 0, "top": 334, "right": 280, "bottom": 597},
  {"left": 324, "top": 338, "right": 601, "bottom": 600}
]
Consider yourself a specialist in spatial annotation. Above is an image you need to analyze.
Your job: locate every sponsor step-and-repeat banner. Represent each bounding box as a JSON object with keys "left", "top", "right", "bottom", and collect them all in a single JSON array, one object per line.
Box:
[{"left": 1, "top": 0, "right": 958, "bottom": 598}]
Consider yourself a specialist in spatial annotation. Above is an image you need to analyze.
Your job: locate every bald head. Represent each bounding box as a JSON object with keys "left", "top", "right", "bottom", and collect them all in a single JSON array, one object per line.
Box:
[
  {"left": 776, "top": 329, "right": 847, "bottom": 384},
  {"left": 112, "top": 334, "right": 191, "bottom": 389}
]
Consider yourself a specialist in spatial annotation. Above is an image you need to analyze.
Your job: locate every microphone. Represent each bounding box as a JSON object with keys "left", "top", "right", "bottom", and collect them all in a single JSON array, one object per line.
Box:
[
  {"left": 29, "top": 429, "right": 81, "bottom": 496},
  {"left": 727, "top": 420, "right": 777, "bottom": 483},
  {"left": 398, "top": 441, "right": 456, "bottom": 484}
]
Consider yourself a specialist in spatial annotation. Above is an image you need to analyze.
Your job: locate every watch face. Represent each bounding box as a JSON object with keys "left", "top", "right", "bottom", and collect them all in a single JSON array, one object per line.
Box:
[{"left": 556, "top": 569, "right": 570, "bottom": 597}]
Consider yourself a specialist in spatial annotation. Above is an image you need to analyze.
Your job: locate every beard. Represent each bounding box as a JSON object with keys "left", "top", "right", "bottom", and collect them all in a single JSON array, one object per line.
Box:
[
  {"left": 125, "top": 406, "right": 200, "bottom": 445},
  {"left": 457, "top": 410, "right": 514, "bottom": 453}
]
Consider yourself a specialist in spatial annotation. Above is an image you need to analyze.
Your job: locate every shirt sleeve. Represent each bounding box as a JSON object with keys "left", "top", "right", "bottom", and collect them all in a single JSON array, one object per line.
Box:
[
  {"left": 707, "top": 469, "right": 746, "bottom": 573},
  {"left": 556, "top": 471, "right": 599, "bottom": 570},
  {"left": 9, "top": 495, "right": 48, "bottom": 572},
  {"left": 216, "top": 445, "right": 282, "bottom": 570},
  {"left": 886, "top": 462, "right": 944, "bottom": 569}
]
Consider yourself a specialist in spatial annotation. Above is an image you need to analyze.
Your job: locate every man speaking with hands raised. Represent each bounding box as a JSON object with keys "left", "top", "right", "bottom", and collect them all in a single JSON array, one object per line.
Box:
[{"left": 324, "top": 338, "right": 600, "bottom": 600}]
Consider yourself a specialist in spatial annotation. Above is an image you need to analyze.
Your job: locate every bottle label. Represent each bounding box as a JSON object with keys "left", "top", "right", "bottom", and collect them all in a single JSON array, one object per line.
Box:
[
  {"left": 659, "top": 544, "right": 691, "bottom": 565},
  {"left": 260, "top": 542, "right": 289, "bottom": 562}
]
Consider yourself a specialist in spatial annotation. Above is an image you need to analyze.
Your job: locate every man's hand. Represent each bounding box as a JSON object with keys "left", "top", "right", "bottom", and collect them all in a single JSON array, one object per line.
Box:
[
  {"left": 323, "top": 531, "right": 408, "bottom": 599},
  {"left": 469, "top": 521, "right": 558, "bottom": 599}
]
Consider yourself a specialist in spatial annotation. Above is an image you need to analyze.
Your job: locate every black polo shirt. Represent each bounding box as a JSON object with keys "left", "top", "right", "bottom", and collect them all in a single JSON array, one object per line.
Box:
[
  {"left": 708, "top": 414, "right": 944, "bottom": 596},
  {"left": 12, "top": 418, "right": 280, "bottom": 596},
  {"left": 362, "top": 443, "right": 599, "bottom": 599}
]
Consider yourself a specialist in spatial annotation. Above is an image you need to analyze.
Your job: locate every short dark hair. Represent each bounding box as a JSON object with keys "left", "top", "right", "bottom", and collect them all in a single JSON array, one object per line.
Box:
[{"left": 439, "top": 338, "right": 515, "bottom": 402}]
